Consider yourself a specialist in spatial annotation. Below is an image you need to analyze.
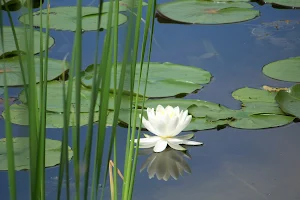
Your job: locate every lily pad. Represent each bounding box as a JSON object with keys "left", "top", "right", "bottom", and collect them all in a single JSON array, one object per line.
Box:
[
  {"left": 0, "top": 55, "right": 68, "bottom": 86},
  {"left": 156, "top": 0, "right": 259, "bottom": 24},
  {"left": 189, "top": 104, "right": 294, "bottom": 129},
  {"left": 264, "top": 0, "right": 300, "bottom": 7},
  {"left": 0, "top": 137, "right": 73, "bottom": 171},
  {"left": 118, "top": 109, "right": 228, "bottom": 131},
  {"left": 263, "top": 56, "right": 300, "bottom": 82},
  {"left": 141, "top": 98, "right": 220, "bottom": 110},
  {"left": 0, "top": 26, "right": 54, "bottom": 57},
  {"left": 275, "top": 84, "right": 300, "bottom": 118},
  {"left": 2, "top": 104, "right": 100, "bottom": 128},
  {"left": 18, "top": 80, "right": 139, "bottom": 113},
  {"left": 241, "top": 102, "right": 284, "bottom": 115},
  {"left": 19, "top": 6, "right": 127, "bottom": 31},
  {"left": 232, "top": 87, "right": 277, "bottom": 103},
  {"left": 229, "top": 114, "right": 294, "bottom": 129},
  {"left": 81, "top": 62, "right": 211, "bottom": 97}
]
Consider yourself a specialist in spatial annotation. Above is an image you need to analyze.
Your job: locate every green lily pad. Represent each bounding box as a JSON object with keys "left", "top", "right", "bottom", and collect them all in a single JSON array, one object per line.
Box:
[
  {"left": 232, "top": 87, "right": 277, "bottom": 103},
  {"left": 156, "top": 0, "right": 259, "bottom": 24},
  {"left": 189, "top": 104, "right": 293, "bottom": 129},
  {"left": 264, "top": 0, "right": 300, "bottom": 7},
  {"left": 263, "top": 56, "right": 300, "bottom": 82},
  {"left": 118, "top": 109, "right": 228, "bottom": 131},
  {"left": 19, "top": 6, "right": 127, "bottom": 31},
  {"left": 0, "top": 55, "right": 68, "bottom": 86},
  {"left": 229, "top": 114, "right": 294, "bottom": 129},
  {"left": 2, "top": 104, "right": 100, "bottom": 128},
  {"left": 0, "top": 137, "right": 73, "bottom": 171},
  {"left": 275, "top": 84, "right": 300, "bottom": 118},
  {"left": 241, "top": 102, "right": 284, "bottom": 115},
  {"left": 0, "top": 26, "right": 54, "bottom": 57},
  {"left": 18, "top": 80, "right": 139, "bottom": 113},
  {"left": 81, "top": 62, "right": 211, "bottom": 97},
  {"left": 141, "top": 98, "right": 219, "bottom": 110}
]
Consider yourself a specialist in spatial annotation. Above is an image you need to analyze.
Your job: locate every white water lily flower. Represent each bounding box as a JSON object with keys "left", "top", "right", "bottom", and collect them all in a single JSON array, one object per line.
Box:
[{"left": 134, "top": 105, "right": 203, "bottom": 152}]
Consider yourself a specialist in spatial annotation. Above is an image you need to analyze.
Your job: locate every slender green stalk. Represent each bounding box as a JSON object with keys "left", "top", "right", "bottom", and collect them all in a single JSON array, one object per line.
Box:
[
  {"left": 0, "top": 4, "right": 16, "bottom": 200},
  {"left": 129, "top": 1, "right": 156, "bottom": 197}
]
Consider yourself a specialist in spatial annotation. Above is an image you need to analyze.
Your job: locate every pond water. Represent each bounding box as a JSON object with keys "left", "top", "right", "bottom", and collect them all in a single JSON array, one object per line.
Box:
[{"left": 1, "top": 0, "right": 300, "bottom": 199}]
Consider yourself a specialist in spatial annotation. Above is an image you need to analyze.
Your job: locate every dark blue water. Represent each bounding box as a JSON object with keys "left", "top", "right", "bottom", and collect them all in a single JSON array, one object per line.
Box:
[{"left": 1, "top": 0, "right": 300, "bottom": 199}]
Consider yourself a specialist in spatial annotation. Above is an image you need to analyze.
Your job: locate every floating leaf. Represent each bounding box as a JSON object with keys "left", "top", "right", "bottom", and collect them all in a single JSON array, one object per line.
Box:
[
  {"left": 156, "top": 0, "right": 259, "bottom": 24},
  {"left": 142, "top": 98, "right": 220, "bottom": 110},
  {"left": 2, "top": 104, "right": 100, "bottom": 128},
  {"left": 232, "top": 87, "right": 276, "bottom": 103},
  {"left": 0, "top": 26, "right": 54, "bottom": 57},
  {"left": 264, "top": 0, "right": 300, "bottom": 8},
  {"left": 276, "top": 84, "right": 300, "bottom": 118},
  {"left": 118, "top": 109, "right": 228, "bottom": 131},
  {"left": 18, "top": 80, "right": 138, "bottom": 112},
  {"left": 263, "top": 56, "right": 300, "bottom": 82},
  {"left": 0, "top": 55, "right": 68, "bottom": 86},
  {"left": 81, "top": 62, "right": 211, "bottom": 97},
  {"left": 19, "top": 6, "right": 127, "bottom": 31},
  {"left": 241, "top": 102, "right": 284, "bottom": 115},
  {"left": 229, "top": 114, "right": 294, "bottom": 129},
  {"left": 0, "top": 137, "right": 73, "bottom": 170}
]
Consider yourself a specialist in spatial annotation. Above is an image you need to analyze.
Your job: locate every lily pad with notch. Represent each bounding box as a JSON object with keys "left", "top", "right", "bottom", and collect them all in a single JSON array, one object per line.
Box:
[
  {"left": 81, "top": 62, "right": 211, "bottom": 97},
  {"left": 0, "top": 137, "right": 73, "bottom": 170},
  {"left": 19, "top": 5, "right": 128, "bottom": 31},
  {"left": 0, "top": 55, "right": 68, "bottom": 86},
  {"left": 0, "top": 26, "right": 54, "bottom": 57},
  {"left": 18, "top": 80, "right": 139, "bottom": 113},
  {"left": 2, "top": 104, "right": 101, "bottom": 128},
  {"left": 263, "top": 56, "right": 300, "bottom": 82},
  {"left": 156, "top": 0, "right": 259, "bottom": 25}
]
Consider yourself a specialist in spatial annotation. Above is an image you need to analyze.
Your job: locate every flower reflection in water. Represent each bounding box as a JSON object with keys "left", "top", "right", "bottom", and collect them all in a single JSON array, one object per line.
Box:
[{"left": 139, "top": 147, "right": 197, "bottom": 181}]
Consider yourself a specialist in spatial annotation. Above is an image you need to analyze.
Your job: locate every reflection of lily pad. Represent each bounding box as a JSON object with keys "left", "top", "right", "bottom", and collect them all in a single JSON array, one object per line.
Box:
[
  {"left": 0, "top": 137, "right": 73, "bottom": 171},
  {"left": 19, "top": 6, "right": 127, "bottom": 31},
  {"left": 263, "top": 57, "right": 300, "bottom": 82},
  {"left": 156, "top": 0, "right": 259, "bottom": 24},
  {"left": 276, "top": 84, "right": 300, "bottom": 118},
  {"left": 0, "top": 55, "right": 68, "bottom": 86},
  {"left": 81, "top": 62, "right": 211, "bottom": 97},
  {"left": 2, "top": 104, "right": 100, "bottom": 128},
  {"left": 0, "top": 26, "right": 54, "bottom": 57},
  {"left": 232, "top": 87, "right": 277, "bottom": 103},
  {"left": 18, "top": 80, "right": 137, "bottom": 113},
  {"left": 264, "top": 0, "right": 300, "bottom": 8}
]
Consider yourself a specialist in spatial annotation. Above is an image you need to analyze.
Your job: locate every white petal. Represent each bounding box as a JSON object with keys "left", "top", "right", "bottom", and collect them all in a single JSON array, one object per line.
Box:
[
  {"left": 181, "top": 140, "right": 203, "bottom": 146},
  {"left": 156, "top": 105, "right": 165, "bottom": 114},
  {"left": 142, "top": 117, "right": 159, "bottom": 136},
  {"left": 174, "top": 106, "right": 180, "bottom": 116},
  {"left": 153, "top": 139, "right": 168, "bottom": 152},
  {"left": 176, "top": 133, "right": 195, "bottom": 140},
  {"left": 171, "top": 115, "right": 192, "bottom": 137},
  {"left": 165, "top": 105, "right": 174, "bottom": 114},
  {"left": 165, "top": 115, "right": 179, "bottom": 136},
  {"left": 167, "top": 141, "right": 186, "bottom": 151},
  {"left": 136, "top": 137, "right": 160, "bottom": 148}
]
